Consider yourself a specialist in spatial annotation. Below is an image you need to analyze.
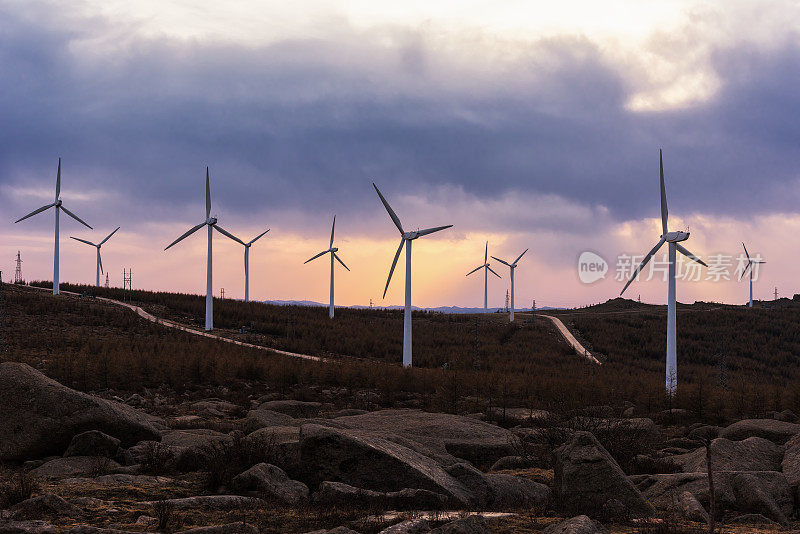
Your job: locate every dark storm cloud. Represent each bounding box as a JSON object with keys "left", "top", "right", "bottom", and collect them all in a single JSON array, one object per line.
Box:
[{"left": 0, "top": 1, "right": 798, "bottom": 238}]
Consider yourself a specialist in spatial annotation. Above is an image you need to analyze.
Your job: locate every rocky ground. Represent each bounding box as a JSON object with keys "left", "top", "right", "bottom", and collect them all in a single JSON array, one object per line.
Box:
[{"left": 2, "top": 361, "right": 799, "bottom": 533}]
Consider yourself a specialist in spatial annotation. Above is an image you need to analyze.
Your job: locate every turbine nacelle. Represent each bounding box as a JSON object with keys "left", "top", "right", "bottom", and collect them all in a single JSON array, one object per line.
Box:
[
  {"left": 662, "top": 231, "right": 689, "bottom": 243},
  {"left": 403, "top": 231, "right": 420, "bottom": 240},
  {"left": 55, "top": 199, "right": 62, "bottom": 207},
  {"left": 330, "top": 247, "right": 338, "bottom": 253},
  {"left": 207, "top": 217, "right": 217, "bottom": 225}
]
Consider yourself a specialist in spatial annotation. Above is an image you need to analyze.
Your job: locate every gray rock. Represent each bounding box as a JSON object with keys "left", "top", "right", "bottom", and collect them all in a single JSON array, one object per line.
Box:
[
  {"left": 134, "top": 516, "right": 157, "bottom": 527},
  {"left": 444, "top": 462, "right": 550, "bottom": 509},
  {"left": 781, "top": 432, "right": 800, "bottom": 498},
  {"left": 554, "top": 431, "right": 654, "bottom": 518},
  {"left": 231, "top": 463, "right": 308, "bottom": 504},
  {"left": 160, "top": 429, "right": 233, "bottom": 471},
  {"left": 311, "top": 481, "right": 446, "bottom": 510},
  {"left": 333, "top": 409, "right": 517, "bottom": 466},
  {"left": 631, "top": 470, "right": 791, "bottom": 525},
  {"left": 66, "top": 528, "right": 135, "bottom": 534},
  {"left": 243, "top": 409, "right": 297, "bottom": 433},
  {"left": 329, "top": 409, "right": 369, "bottom": 418},
  {"left": 0, "top": 362, "right": 162, "bottom": 461},
  {"left": 542, "top": 515, "right": 609, "bottom": 534},
  {"left": 258, "top": 400, "right": 322, "bottom": 418},
  {"left": 377, "top": 519, "right": 431, "bottom": 534},
  {"left": 720, "top": 419, "right": 800, "bottom": 444},
  {"left": 179, "top": 523, "right": 259, "bottom": 534},
  {"left": 63, "top": 431, "right": 120, "bottom": 458},
  {"left": 429, "top": 515, "right": 488, "bottom": 534},
  {"left": 190, "top": 399, "right": 241, "bottom": 418},
  {"left": 670, "top": 437, "right": 783, "bottom": 472},
  {"left": 687, "top": 425, "right": 721, "bottom": 441},
  {"left": 489, "top": 456, "right": 538, "bottom": 471},
  {"left": 678, "top": 491, "right": 709, "bottom": 523},
  {"left": 0, "top": 521, "right": 57, "bottom": 534},
  {"left": 32, "top": 456, "right": 121, "bottom": 479},
  {"left": 8, "top": 494, "right": 81, "bottom": 520},
  {"left": 299, "top": 424, "right": 472, "bottom": 506}
]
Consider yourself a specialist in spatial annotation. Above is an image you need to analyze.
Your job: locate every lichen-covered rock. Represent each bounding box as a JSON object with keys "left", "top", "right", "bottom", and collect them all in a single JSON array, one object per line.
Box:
[{"left": 231, "top": 463, "right": 308, "bottom": 504}]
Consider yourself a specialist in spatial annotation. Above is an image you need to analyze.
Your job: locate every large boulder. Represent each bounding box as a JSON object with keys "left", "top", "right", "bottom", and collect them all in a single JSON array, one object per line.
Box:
[
  {"left": 299, "top": 424, "right": 472, "bottom": 506},
  {"left": 159, "top": 429, "right": 233, "bottom": 471},
  {"left": 719, "top": 419, "right": 800, "bottom": 445},
  {"left": 632, "top": 471, "right": 791, "bottom": 525},
  {"left": 554, "top": 431, "right": 654, "bottom": 518},
  {"left": 231, "top": 463, "right": 309, "bottom": 504},
  {"left": 678, "top": 491, "right": 709, "bottom": 523},
  {"left": 8, "top": 494, "right": 81, "bottom": 520},
  {"left": 0, "top": 520, "right": 58, "bottom": 534},
  {"left": 445, "top": 462, "right": 550, "bottom": 510},
  {"left": 670, "top": 437, "right": 783, "bottom": 473},
  {"left": 31, "top": 456, "right": 121, "bottom": 479},
  {"left": 332, "top": 409, "right": 517, "bottom": 466},
  {"left": 63, "top": 430, "right": 120, "bottom": 458},
  {"left": 0, "top": 363, "right": 162, "bottom": 461},
  {"left": 429, "top": 515, "right": 488, "bottom": 534},
  {"left": 780, "top": 433, "right": 800, "bottom": 496},
  {"left": 257, "top": 400, "right": 322, "bottom": 418},
  {"left": 243, "top": 409, "right": 297, "bottom": 433},
  {"left": 311, "top": 481, "right": 447, "bottom": 510},
  {"left": 542, "top": 516, "right": 609, "bottom": 534}
]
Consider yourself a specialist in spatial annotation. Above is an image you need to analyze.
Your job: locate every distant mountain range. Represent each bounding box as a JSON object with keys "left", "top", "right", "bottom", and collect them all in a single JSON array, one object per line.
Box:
[{"left": 263, "top": 299, "right": 560, "bottom": 313}]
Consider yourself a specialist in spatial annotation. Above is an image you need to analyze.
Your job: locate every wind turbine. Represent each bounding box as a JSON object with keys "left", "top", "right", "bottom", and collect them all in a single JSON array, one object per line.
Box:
[
  {"left": 466, "top": 242, "right": 501, "bottom": 312},
  {"left": 14, "top": 158, "right": 92, "bottom": 295},
  {"left": 492, "top": 248, "right": 528, "bottom": 322},
  {"left": 374, "top": 183, "right": 452, "bottom": 367},
  {"left": 70, "top": 227, "right": 120, "bottom": 287},
  {"left": 739, "top": 242, "right": 765, "bottom": 308},
  {"left": 620, "top": 150, "right": 707, "bottom": 395},
  {"left": 304, "top": 216, "right": 350, "bottom": 318},
  {"left": 165, "top": 167, "right": 243, "bottom": 330},
  {"left": 240, "top": 228, "right": 270, "bottom": 302}
]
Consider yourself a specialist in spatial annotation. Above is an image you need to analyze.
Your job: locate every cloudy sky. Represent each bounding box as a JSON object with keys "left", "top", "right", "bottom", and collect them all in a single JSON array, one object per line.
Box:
[{"left": 1, "top": 0, "right": 798, "bottom": 308}]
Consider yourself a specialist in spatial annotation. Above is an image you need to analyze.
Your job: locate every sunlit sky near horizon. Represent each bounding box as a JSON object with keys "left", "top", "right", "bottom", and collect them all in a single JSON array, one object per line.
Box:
[{"left": 1, "top": 0, "right": 798, "bottom": 308}]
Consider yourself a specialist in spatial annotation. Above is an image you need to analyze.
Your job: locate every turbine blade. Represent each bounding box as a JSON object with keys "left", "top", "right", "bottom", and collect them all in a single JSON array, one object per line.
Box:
[
  {"left": 98, "top": 250, "right": 104, "bottom": 274},
  {"left": 491, "top": 256, "right": 512, "bottom": 267},
  {"left": 620, "top": 238, "right": 665, "bottom": 295},
  {"left": 742, "top": 242, "right": 750, "bottom": 261},
  {"left": 100, "top": 226, "right": 120, "bottom": 245},
  {"left": 70, "top": 236, "right": 96, "bottom": 247},
  {"left": 465, "top": 264, "right": 483, "bottom": 276},
  {"left": 487, "top": 265, "right": 501, "bottom": 278},
  {"left": 484, "top": 241, "right": 488, "bottom": 263},
  {"left": 373, "top": 183, "right": 404, "bottom": 234},
  {"left": 330, "top": 215, "right": 336, "bottom": 248},
  {"left": 676, "top": 243, "right": 707, "bottom": 267},
  {"left": 417, "top": 224, "right": 452, "bottom": 237},
  {"left": 739, "top": 261, "right": 751, "bottom": 281},
  {"left": 383, "top": 238, "right": 405, "bottom": 298},
  {"left": 334, "top": 252, "right": 350, "bottom": 271},
  {"left": 213, "top": 224, "right": 245, "bottom": 245},
  {"left": 304, "top": 249, "right": 328, "bottom": 264},
  {"left": 14, "top": 203, "right": 55, "bottom": 223},
  {"left": 61, "top": 205, "right": 92, "bottom": 229},
  {"left": 513, "top": 248, "right": 529, "bottom": 265},
  {"left": 165, "top": 222, "right": 206, "bottom": 250},
  {"left": 248, "top": 228, "right": 270, "bottom": 245},
  {"left": 660, "top": 149, "right": 668, "bottom": 235},
  {"left": 55, "top": 158, "right": 61, "bottom": 200},
  {"left": 206, "top": 167, "right": 211, "bottom": 219}
]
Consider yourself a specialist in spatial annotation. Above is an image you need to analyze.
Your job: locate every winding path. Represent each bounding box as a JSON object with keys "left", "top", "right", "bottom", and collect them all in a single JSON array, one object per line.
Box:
[
  {"left": 538, "top": 314, "right": 601, "bottom": 365},
  {"left": 21, "top": 285, "right": 596, "bottom": 365}
]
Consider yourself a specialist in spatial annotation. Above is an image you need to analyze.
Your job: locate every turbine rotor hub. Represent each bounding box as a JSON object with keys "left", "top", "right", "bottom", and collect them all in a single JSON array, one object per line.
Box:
[
  {"left": 663, "top": 231, "right": 689, "bottom": 243},
  {"left": 207, "top": 217, "right": 217, "bottom": 225}
]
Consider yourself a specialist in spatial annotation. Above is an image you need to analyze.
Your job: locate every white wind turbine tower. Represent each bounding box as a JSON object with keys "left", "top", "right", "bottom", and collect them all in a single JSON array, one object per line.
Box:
[
  {"left": 14, "top": 158, "right": 92, "bottom": 295},
  {"left": 466, "top": 242, "right": 501, "bottom": 312},
  {"left": 374, "top": 183, "right": 452, "bottom": 367},
  {"left": 165, "top": 168, "right": 243, "bottom": 330},
  {"left": 491, "top": 248, "right": 528, "bottom": 322},
  {"left": 304, "top": 216, "right": 350, "bottom": 318},
  {"left": 740, "top": 242, "right": 766, "bottom": 308},
  {"left": 70, "top": 227, "right": 120, "bottom": 287},
  {"left": 620, "top": 150, "right": 707, "bottom": 395},
  {"left": 241, "top": 228, "right": 270, "bottom": 302}
]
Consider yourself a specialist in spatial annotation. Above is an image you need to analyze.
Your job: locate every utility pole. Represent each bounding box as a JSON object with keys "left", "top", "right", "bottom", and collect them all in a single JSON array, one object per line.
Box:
[
  {"left": 220, "top": 288, "right": 225, "bottom": 299},
  {"left": 123, "top": 268, "right": 132, "bottom": 301},
  {"left": 775, "top": 287, "right": 779, "bottom": 301},
  {"left": 14, "top": 251, "right": 22, "bottom": 284},
  {"left": 105, "top": 273, "right": 109, "bottom": 288},
  {"left": 504, "top": 290, "right": 509, "bottom": 312}
]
